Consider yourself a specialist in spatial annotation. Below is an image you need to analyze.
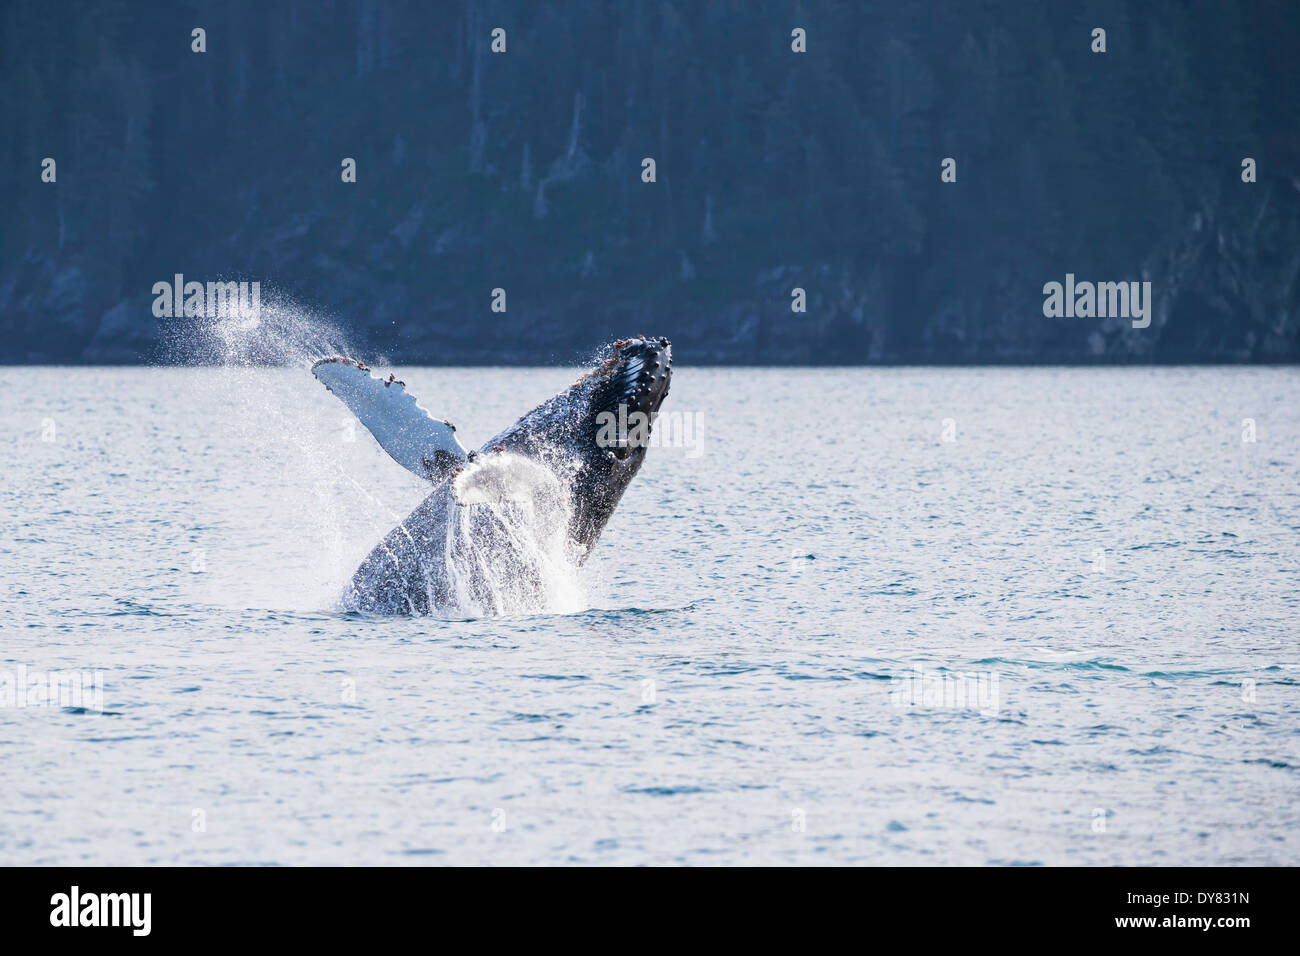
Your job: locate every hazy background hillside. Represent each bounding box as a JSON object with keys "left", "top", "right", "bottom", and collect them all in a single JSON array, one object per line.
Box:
[{"left": 2, "top": 0, "right": 1298, "bottom": 364}]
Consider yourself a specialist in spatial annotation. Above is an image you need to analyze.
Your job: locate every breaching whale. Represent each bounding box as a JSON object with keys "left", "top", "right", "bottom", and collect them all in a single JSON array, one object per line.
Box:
[{"left": 312, "top": 336, "right": 672, "bottom": 615}]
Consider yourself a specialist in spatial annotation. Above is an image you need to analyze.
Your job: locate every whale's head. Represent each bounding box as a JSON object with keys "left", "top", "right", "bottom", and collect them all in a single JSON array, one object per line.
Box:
[
  {"left": 487, "top": 335, "right": 672, "bottom": 556},
  {"left": 565, "top": 334, "right": 672, "bottom": 551},
  {"left": 586, "top": 335, "right": 673, "bottom": 459}
]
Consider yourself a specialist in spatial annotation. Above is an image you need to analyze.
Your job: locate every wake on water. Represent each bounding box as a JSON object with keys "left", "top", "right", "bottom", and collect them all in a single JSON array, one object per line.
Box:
[{"left": 168, "top": 296, "right": 591, "bottom": 619}]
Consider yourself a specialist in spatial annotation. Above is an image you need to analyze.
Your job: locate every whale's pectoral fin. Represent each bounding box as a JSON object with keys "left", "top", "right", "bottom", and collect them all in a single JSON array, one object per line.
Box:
[{"left": 312, "top": 357, "right": 468, "bottom": 482}]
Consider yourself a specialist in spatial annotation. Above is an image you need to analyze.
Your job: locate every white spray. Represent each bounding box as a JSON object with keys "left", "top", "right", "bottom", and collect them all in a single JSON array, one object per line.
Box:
[
  {"left": 436, "top": 453, "right": 586, "bottom": 617},
  {"left": 169, "top": 295, "right": 591, "bottom": 618}
]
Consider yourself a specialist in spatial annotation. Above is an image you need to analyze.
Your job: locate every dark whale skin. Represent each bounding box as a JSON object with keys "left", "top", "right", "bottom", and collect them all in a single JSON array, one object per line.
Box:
[{"left": 342, "top": 337, "right": 672, "bottom": 615}]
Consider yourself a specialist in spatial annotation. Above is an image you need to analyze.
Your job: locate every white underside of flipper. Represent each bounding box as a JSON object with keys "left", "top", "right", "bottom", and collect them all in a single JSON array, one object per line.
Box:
[{"left": 312, "top": 357, "right": 468, "bottom": 482}]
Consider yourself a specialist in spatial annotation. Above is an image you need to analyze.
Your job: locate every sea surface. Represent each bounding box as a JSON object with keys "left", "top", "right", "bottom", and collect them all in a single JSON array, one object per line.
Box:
[{"left": 1, "top": 365, "right": 1297, "bottom": 865}]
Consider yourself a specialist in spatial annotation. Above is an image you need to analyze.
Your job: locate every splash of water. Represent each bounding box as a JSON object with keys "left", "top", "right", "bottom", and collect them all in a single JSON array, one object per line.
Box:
[
  {"left": 167, "top": 293, "right": 590, "bottom": 618},
  {"left": 159, "top": 288, "right": 356, "bottom": 368},
  {"left": 164, "top": 290, "right": 390, "bottom": 611},
  {"left": 436, "top": 453, "right": 586, "bottom": 618}
]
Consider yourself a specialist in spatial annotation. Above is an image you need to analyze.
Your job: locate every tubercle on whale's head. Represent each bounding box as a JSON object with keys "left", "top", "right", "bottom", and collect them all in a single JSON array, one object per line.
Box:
[{"left": 586, "top": 335, "right": 673, "bottom": 459}]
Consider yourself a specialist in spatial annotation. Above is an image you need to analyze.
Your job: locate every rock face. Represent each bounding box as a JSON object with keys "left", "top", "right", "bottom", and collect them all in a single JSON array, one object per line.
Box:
[
  {"left": 84, "top": 300, "right": 159, "bottom": 364},
  {"left": 4, "top": 245, "right": 1296, "bottom": 366},
  {"left": 2, "top": 1, "right": 1297, "bottom": 365}
]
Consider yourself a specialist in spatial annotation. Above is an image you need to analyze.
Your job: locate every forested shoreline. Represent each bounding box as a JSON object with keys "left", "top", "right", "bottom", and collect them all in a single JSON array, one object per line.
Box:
[{"left": 2, "top": 0, "right": 1297, "bottom": 364}]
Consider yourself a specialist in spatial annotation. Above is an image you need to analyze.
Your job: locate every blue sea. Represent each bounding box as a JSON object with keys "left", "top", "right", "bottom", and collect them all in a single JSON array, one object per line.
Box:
[{"left": 1, "top": 365, "right": 1297, "bottom": 865}]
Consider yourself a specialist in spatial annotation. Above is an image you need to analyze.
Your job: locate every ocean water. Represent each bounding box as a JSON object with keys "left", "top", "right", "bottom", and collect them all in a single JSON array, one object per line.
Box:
[{"left": 1, "top": 364, "right": 1297, "bottom": 866}]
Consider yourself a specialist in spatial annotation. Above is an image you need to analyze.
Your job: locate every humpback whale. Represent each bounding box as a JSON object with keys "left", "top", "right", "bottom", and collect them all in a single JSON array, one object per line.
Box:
[{"left": 312, "top": 336, "right": 672, "bottom": 615}]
